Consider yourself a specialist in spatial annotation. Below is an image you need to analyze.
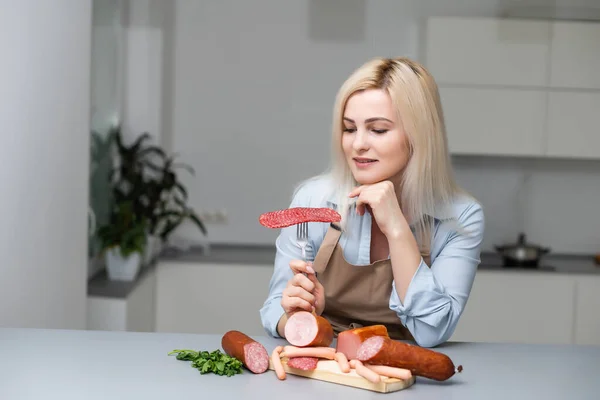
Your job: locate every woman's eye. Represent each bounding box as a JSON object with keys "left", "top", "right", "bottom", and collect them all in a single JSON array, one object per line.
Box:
[
  {"left": 372, "top": 129, "right": 388, "bottom": 134},
  {"left": 343, "top": 127, "right": 356, "bottom": 133}
]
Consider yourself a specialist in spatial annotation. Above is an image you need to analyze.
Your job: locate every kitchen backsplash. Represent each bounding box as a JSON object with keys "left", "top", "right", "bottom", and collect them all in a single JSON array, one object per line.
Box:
[{"left": 452, "top": 155, "right": 600, "bottom": 255}]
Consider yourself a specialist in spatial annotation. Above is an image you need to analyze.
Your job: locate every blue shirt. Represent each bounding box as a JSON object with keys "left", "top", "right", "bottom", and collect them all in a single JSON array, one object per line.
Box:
[{"left": 259, "top": 176, "right": 485, "bottom": 348}]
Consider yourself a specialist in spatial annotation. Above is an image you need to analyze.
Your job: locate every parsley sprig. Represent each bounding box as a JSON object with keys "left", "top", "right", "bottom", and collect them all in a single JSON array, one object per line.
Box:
[{"left": 168, "top": 349, "right": 243, "bottom": 377}]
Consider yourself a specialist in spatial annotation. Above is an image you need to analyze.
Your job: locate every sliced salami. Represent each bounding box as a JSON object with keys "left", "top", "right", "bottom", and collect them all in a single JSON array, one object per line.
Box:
[
  {"left": 244, "top": 342, "right": 270, "bottom": 373},
  {"left": 259, "top": 207, "right": 341, "bottom": 229},
  {"left": 287, "top": 356, "right": 319, "bottom": 371}
]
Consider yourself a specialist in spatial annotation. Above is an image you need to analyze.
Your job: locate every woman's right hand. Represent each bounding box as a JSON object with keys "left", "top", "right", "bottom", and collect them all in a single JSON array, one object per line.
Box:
[{"left": 281, "top": 260, "right": 325, "bottom": 316}]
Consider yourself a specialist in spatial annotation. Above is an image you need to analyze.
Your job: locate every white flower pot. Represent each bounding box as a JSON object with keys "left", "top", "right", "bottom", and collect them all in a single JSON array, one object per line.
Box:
[{"left": 106, "top": 247, "right": 141, "bottom": 281}]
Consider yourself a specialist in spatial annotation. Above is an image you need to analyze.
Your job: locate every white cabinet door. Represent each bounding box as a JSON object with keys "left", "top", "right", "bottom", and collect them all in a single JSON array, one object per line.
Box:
[
  {"left": 545, "top": 92, "right": 600, "bottom": 159},
  {"left": 451, "top": 271, "right": 576, "bottom": 345},
  {"left": 440, "top": 87, "right": 547, "bottom": 156},
  {"left": 574, "top": 276, "right": 600, "bottom": 346},
  {"left": 155, "top": 262, "right": 274, "bottom": 337},
  {"left": 425, "top": 17, "right": 551, "bottom": 86},
  {"left": 550, "top": 21, "right": 600, "bottom": 89}
]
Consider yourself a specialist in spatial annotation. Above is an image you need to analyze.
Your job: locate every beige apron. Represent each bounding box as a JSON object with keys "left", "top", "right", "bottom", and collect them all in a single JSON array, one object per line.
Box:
[{"left": 311, "top": 223, "right": 431, "bottom": 341}]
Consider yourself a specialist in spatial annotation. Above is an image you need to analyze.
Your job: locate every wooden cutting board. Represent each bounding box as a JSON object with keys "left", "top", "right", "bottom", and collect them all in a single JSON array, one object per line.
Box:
[{"left": 268, "top": 357, "right": 415, "bottom": 393}]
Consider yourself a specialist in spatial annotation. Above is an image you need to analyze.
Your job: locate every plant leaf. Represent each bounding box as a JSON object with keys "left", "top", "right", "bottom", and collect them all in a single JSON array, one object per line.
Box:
[{"left": 187, "top": 211, "right": 207, "bottom": 235}]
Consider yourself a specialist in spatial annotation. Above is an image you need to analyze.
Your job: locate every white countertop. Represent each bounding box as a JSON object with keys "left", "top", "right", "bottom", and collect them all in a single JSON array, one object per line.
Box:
[{"left": 1, "top": 328, "right": 598, "bottom": 400}]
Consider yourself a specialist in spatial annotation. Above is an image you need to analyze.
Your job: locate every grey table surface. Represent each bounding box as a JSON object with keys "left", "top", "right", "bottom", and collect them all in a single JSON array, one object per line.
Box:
[{"left": 1, "top": 328, "right": 599, "bottom": 400}]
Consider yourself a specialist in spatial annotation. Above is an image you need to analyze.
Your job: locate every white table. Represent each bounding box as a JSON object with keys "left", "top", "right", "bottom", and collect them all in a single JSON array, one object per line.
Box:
[{"left": 1, "top": 328, "right": 598, "bottom": 399}]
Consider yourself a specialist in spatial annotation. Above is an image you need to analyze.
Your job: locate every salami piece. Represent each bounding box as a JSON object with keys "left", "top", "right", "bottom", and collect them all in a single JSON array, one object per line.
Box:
[
  {"left": 336, "top": 325, "right": 389, "bottom": 361},
  {"left": 284, "top": 311, "right": 334, "bottom": 348},
  {"left": 356, "top": 335, "right": 462, "bottom": 381},
  {"left": 221, "top": 330, "right": 269, "bottom": 374},
  {"left": 259, "top": 207, "right": 341, "bottom": 229},
  {"left": 287, "top": 356, "right": 319, "bottom": 371}
]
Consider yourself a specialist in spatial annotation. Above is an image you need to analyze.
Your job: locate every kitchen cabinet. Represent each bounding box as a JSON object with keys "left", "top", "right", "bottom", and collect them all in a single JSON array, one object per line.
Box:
[
  {"left": 87, "top": 267, "right": 156, "bottom": 332},
  {"left": 549, "top": 21, "right": 600, "bottom": 89},
  {"left": 425, "top": 16, "right": 600, "bottom": 160},
  {"left": 154, "top": 261, "right": 599, "bottom": 346},
  {"left": 451, "top": 271, "right": 576, "bottom": 345},
  {"left": 574, "top": 275, "right": 600, "bottom": 346},
  {"left": 439, "top": 87, "right": 546, "bottom": 156},
  {"left": 425, "top": 17, "right": 551, "bottom": 87},
  {"left": 545, "top": 92, "right": 600, "bottom": 159},
  {"left": 155, "top": 261, "right": 273, "bottom": 336}
]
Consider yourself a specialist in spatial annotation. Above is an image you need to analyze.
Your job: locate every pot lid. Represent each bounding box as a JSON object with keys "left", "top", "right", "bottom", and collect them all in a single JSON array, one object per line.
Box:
[{"left": 498, "top": 233, "right": 548, "bottom": 251}]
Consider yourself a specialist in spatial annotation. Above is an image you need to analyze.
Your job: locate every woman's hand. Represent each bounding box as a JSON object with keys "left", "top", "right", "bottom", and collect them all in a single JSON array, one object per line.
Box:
[
  {"left": 348, "top": 181, "right": 409, "bottom": 239},
  {"left": 281, "top": 260, "right": 325, "bottom": 316}
]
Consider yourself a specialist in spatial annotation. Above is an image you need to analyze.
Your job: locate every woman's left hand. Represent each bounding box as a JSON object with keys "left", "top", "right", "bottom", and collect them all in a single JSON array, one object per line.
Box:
[{"left": 348, "top": 181, "right": 408, "bottom": 239}]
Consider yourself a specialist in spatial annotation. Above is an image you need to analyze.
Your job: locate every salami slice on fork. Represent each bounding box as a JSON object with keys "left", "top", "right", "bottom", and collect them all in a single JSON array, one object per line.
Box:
[{"left": 259, "top": 207, "right": 341, "bottom": 229}]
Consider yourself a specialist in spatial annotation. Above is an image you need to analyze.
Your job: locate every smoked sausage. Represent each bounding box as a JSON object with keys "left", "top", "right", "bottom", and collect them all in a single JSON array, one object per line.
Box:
[
  {"left": 221, "top": 330, "right": 269, "bottom": 374},
  {"left": 335, "top": 324, "right": 389, "bottom": 360},
  {"left": 356, "top": 335, "right": 462, "bottom": 381},
  {"left": 364, "top": 364, "right": 412, "bottom": 381},
  {"left": 349, "top": 360, "right": 381, "bottom": 384},
  {"left": 271, "top": 346, "right": 286, "bottom": 380},
  {"left": 282, "top": 346, "right": 336, "bottom": 359},
  {"left": 284, "top": 311, "right": 334, "bottom": 347}
]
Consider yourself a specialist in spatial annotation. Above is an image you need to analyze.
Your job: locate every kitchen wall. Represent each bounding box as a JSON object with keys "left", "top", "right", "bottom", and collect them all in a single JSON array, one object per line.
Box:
[
  {"left": 122, "top": 0, "right": 166, "bottom": 148},
  {"left": 160, "top": 0, "right": 600, "bottom": 255},
  {"left": 0, "top": 0, "right": 92, "bottom": 329}
]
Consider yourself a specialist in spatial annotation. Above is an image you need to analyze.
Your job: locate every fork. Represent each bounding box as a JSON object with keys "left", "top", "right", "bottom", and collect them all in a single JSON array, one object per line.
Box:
[
  {"left": 296, "top": 222, "right": 317, "bottom": 278},
  {"left": 296, "top": 222, "right": 309, "bottom": 261}
]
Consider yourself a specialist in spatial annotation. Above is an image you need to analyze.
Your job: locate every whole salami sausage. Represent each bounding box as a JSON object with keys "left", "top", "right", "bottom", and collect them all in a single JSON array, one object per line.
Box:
[
  {"left": 356, "top": 335, "right": 462, "bottom": 381},
  {"left": 221, "top": 330, "right": 269, "bottom": 374},
  {"left": 259, "top": 207, "right": 341, "bottom": 229}
]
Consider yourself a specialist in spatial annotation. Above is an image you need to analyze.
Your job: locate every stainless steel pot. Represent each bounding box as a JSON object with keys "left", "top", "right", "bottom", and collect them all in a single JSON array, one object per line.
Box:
[{"left": 494, "top": 233, "right": 550, "bottom": 267}]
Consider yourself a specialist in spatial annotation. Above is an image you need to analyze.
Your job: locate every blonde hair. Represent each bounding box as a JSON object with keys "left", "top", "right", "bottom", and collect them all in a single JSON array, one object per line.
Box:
[{"left": 295, "top": 57, "right": 470, "bottom": 254}]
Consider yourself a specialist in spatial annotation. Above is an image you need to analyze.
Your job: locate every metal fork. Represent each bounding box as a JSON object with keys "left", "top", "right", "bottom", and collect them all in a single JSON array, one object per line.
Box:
[
  {"left": 297, "top": 221, "right": 316, "bottom": 278},
  {"left": 296, "top": 222, "right": 309, "bottom": 261}
]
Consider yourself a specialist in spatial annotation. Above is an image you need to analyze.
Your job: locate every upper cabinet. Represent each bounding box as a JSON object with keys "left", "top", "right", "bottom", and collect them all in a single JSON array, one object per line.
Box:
[
  {"left": 425, "top": 17, "right": 551, "bottom": 87},
  {"left": 549, "top": 21, "right": 600, "bottom": 89},
  {"left": 425, "top": 16, "right": 600, "bottom": 160},
  {"left": 440, "top": 87, "right": 546, "bottom": 156},
  {"left": 546, "top": 92, "right": 600, "bottom": 159}
]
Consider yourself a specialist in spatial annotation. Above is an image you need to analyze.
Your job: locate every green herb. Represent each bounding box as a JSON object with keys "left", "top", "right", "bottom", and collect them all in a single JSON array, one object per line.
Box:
[{"left": 168, "top": 349, "right": 243, "bottom": 377}]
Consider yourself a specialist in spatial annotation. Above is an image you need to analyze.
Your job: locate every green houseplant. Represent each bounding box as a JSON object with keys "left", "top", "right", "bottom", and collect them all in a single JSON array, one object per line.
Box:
[
  {"left": 89, "top": 129, "right": 116, "bottom": 259},
  {"left": 150, "top": 154, "right": 207, "bottom": 244},
  {"left": 97, "top": 200, "right": 148, "bottom": 281},
  {"left": 102, "top": 127, "right": 208, "bottom": 271},
  {"left": 109, "top": 128, "right": 170, "bottom": 265}
]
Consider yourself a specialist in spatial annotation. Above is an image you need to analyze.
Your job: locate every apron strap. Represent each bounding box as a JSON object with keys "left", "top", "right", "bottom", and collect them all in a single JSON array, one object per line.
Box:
[
  {"left": 417, "top": 218, "right": 433, "bottom": 267},
  {"left": 312, "top": 223, "right": 342, "bottom": 275}
]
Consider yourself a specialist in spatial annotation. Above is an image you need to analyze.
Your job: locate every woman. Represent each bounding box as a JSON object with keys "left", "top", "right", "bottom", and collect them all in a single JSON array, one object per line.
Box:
[{"left": 259, "top": 57, "right": 484, "bottom": 348}]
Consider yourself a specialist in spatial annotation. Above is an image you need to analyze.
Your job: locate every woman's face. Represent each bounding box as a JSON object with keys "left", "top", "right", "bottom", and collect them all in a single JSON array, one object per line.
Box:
[{"left": 341, "top": 88, "right": 410, "bottom": 187}]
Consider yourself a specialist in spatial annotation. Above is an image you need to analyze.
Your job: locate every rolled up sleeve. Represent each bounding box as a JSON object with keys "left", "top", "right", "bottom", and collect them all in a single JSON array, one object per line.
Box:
[{"left": 389, "top": 202, "right": 485, "bottom": 348}]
